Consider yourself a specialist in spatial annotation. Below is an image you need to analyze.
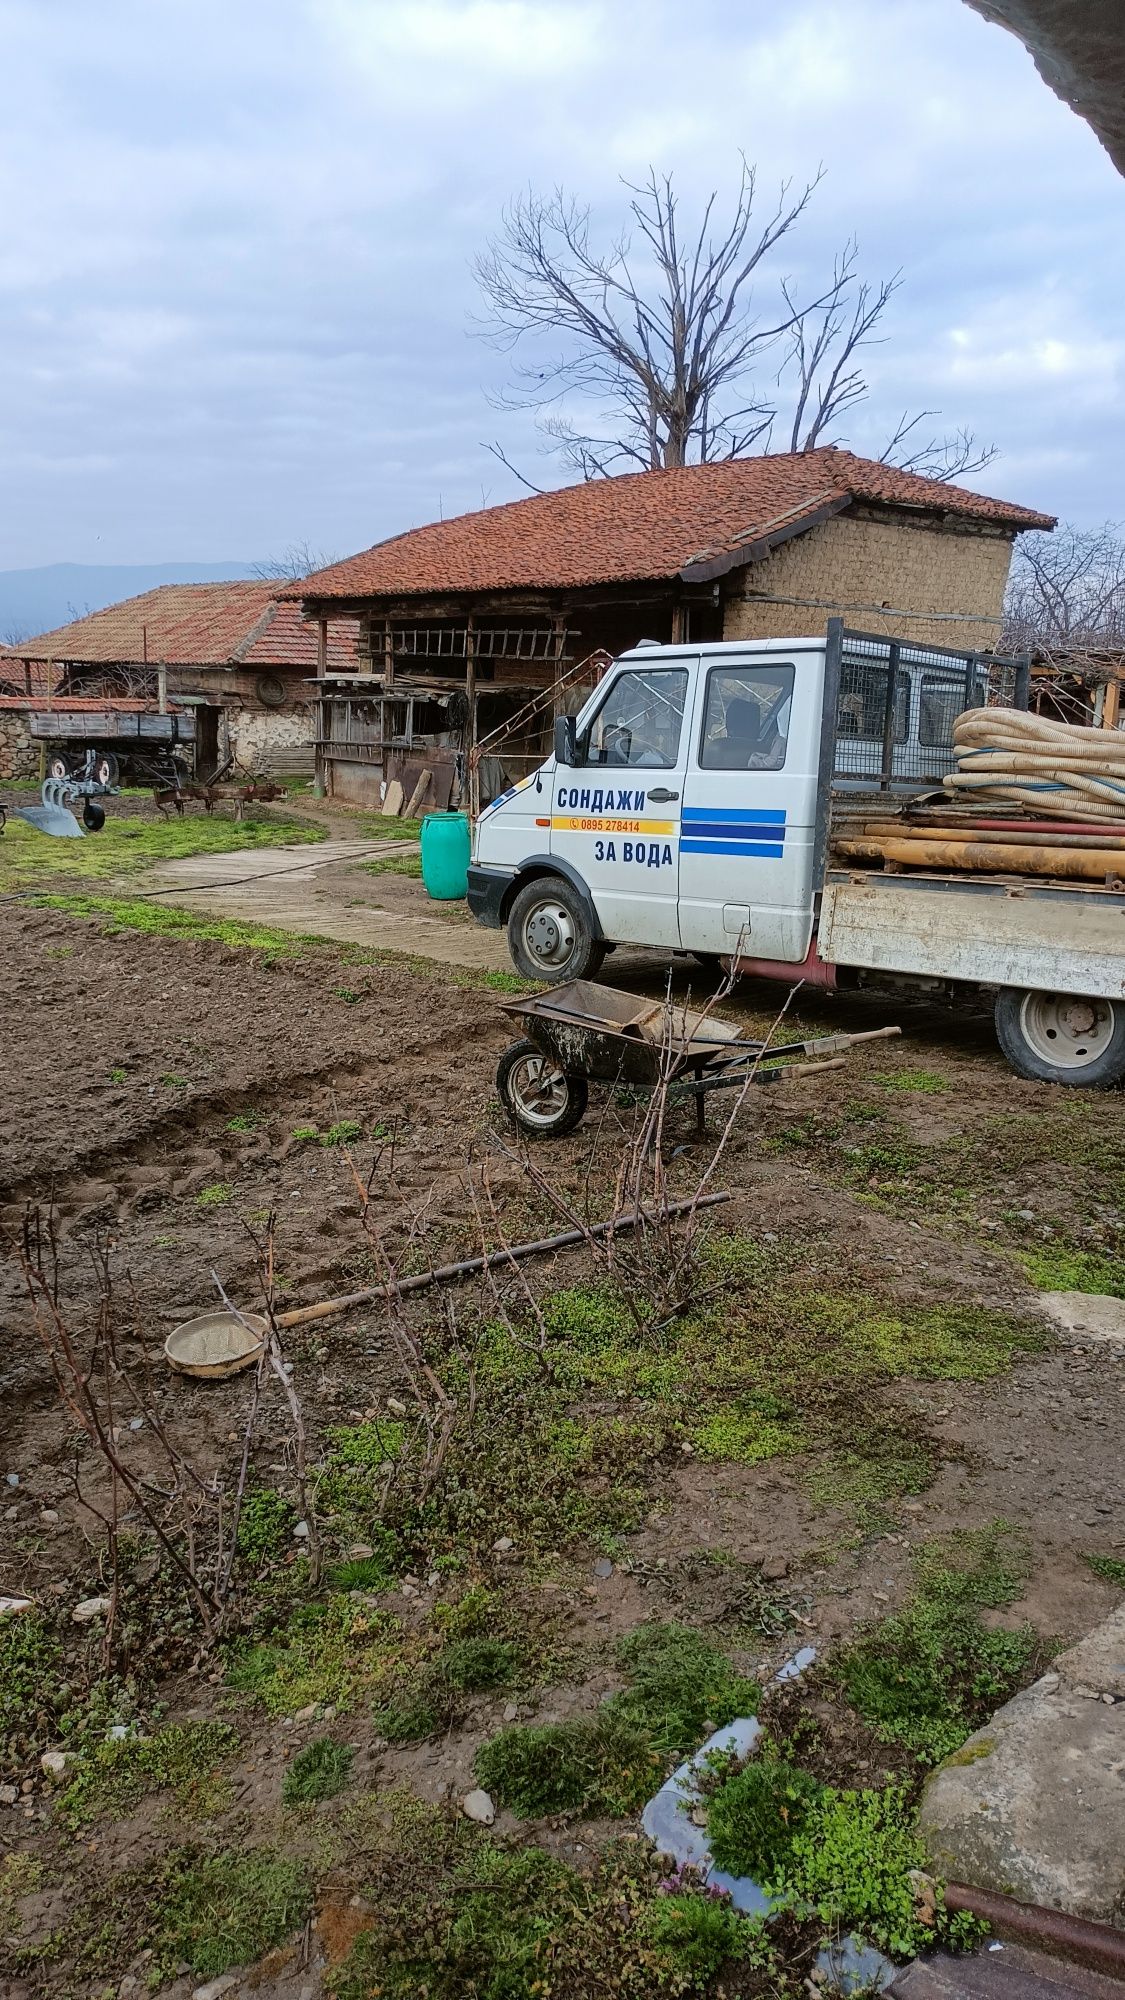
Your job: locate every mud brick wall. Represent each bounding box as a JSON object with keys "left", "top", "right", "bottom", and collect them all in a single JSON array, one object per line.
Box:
[
  {"left": 722, "top": 510, "right": 1016, "bottom": 651},
  {"left": 0, "top": 711, "right": 39, "bottom": 779}
]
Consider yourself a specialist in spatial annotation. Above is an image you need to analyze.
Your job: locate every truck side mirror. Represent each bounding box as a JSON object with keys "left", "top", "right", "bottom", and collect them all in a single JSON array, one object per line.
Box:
[{"left": 554, "top": 714, "right": 578, "bottom": 765}]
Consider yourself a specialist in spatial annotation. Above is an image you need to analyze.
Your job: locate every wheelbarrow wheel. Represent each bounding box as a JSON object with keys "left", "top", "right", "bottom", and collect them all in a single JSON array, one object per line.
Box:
[{"left": 496, "top": 1038, "right": 589, "bottom": 1138}]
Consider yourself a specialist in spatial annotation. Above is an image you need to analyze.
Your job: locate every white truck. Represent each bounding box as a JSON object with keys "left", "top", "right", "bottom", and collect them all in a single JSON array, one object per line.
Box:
[{"left": 467, "top": 621, "right": 1125, "bottom": 1090}]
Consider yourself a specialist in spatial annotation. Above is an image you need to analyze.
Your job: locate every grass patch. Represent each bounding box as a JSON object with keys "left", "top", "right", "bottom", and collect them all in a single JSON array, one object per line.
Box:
[
  {"left": 235, "top": 1487, "right": 296, "bottom": 1570},
  {"left": 60, "top": 1721, "right": 238, "bottom": 1828},
  {"left": 833, "top": 1523, "right": 1040, "bottom": 1764},
  {"left": 196, "top": 1181, "right": 233, "bottom": 1206},
  {"left": 0, "top": 1854, "right": 44, "bottom": 1939},
  {"left": 321, "top": 1118, "right": 362, "bottom": 1147},
  {"left": 610, "top": 1623, "right": 761, "bottom": 1756},
  {"left": 27, "top": 891, "right": 313, "bottom": 959},
  {"left": 361, "top": 815, "right": 425, "bottom": 842},
  {"left": 282, "top": 1735, "right": 354, "bottom": 1804},
  {"left": 226, "top": 1112, "right": 259, "bottom": 1132},
  {"left": 1084, "top": 1553, "right": 1125, "bottom": 1588},
  {"left": 0, "top": 808, "right": 321, "bottom": 891},
  {"left": 363, "top": 852, "right": 423, "bottom": 878},
  {"left": 707, "top": 1751, "right": 982, "bottom": 1961},
  {"left": 474, "top": 1709, "right": 659, "bottom": 1818},
  {"left": 0, "top": 1613, "right": 63, "bottom": 1767}
]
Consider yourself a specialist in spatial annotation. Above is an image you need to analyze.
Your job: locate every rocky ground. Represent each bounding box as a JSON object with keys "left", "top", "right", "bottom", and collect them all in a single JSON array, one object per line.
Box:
[{"left": 1, "top": 844, "right": 1123, "bottom": 1997}]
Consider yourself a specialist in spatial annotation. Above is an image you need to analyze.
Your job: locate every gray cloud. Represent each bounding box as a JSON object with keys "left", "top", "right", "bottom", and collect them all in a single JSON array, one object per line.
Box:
[{"left": 0, "top": 0, "right": 1121, "bottom": 566}]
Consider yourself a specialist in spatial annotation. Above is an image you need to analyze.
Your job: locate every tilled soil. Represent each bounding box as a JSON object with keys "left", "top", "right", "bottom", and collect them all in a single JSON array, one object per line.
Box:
[{"left": 2, "top": 900, "right": 1124, "bottom": 1997}]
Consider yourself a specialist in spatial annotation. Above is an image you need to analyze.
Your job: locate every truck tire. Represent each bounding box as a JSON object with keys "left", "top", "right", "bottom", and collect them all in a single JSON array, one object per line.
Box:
[
  {"left": 496, "top": 1038, "right": 589, "bottom": 1138},
  {"left": 506, "top": 875, "right": 606, "bottom": 984},
  {"left": 94, "top": 750, "right": 120, "bottom": 787},
  {"left": 45, "top": 750, "right": 72, "bottom": 781},
  {"left": 994, "top": 987, "right": 1125, "bottom": 1088}
]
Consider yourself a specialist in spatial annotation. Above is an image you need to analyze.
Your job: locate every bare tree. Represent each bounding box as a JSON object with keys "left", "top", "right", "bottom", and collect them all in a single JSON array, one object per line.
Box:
[
  {"left": 1002, "top": 521, "right": 1125, "bottom": 652},
  {"left": 251, "top": 539, "right": 334, "bottom": 583},
  {"left": 474, "top": 162, "right": 993, "bottom": 483}
]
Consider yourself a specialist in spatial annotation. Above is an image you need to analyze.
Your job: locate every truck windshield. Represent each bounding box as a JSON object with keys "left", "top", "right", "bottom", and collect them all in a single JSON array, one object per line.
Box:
[{"left": 581, "top": 668, "right": 688, "bottom": 768}]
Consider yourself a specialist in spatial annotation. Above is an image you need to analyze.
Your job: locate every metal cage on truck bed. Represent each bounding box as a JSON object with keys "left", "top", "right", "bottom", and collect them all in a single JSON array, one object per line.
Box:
[{"left": 823, "top": 618, "right": 1031, "bottom": 796}]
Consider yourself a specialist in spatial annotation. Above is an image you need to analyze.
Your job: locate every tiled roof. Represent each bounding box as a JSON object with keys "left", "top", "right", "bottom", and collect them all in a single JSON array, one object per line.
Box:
[
  {"left": 0, "top": 582, "right": 359, "bottom": 670},
  {"left": 291, "top": 449, "right": 1056, "bottom": 604},
  {"left": 0, "top": 659, "right": 61, "bottom": 698}
]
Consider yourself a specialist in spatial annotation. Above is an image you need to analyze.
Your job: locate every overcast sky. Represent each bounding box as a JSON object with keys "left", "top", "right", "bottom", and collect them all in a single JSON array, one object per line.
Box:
[{"left": 0, "top": 0, "right": 1121, "bottom": 569}]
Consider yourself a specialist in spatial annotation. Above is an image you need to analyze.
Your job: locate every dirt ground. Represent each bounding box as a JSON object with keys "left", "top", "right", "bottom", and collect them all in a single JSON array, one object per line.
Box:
[{"left": 1, "top": 887, "right": 1124, "bottom": 1998}]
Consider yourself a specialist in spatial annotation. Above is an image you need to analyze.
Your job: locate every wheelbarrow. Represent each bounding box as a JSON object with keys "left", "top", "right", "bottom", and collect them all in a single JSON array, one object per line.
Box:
[{"left": 494, "top": 979, "right": 900, "bottom": 1138}]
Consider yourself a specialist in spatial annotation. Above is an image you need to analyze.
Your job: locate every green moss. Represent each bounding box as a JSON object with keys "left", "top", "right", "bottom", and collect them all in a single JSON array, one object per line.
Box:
[
  {"left": 226, "top": 1112, "right": 259, "bottom": 1132},
  {"left": 290, "top": 1122, "right": 319, "bottom": 1143},
  {"left": 692, "top": 1403, "right": 805, "bottom": 1464},
  {"left": 225, "top": 1598, "right": 403, "bottom": 1716},
  {"left": 282, "top": 1736, "right": 354, "bottom": 1804},
  {"left": 834, "top": 1524, "right": 1040, "bottom": 1763},
  {"left": 0, "top": 1854, "right": 45, "bottom": 1938},
  {"left": 59, "top": 1721, "right": 239, "bottom": 1828},
  {"left": 1019, "top": 1245, "right": 1125, "bottom": 1299},
  {"left": 942, "top": 1736, "right": 995, "bottom": 1768},
  {"left": 157, "top": 1848, "right": 310, "bottom": 1979},
  {"left": 610, "top": 1623, "right": 761, "bottom": 1757},
  {"left": 1084, "top": 1553, "right": 1125, "bottom": 1588},
  {"left": 873, "top": 1069, "right": 949, "bottom": 1095},
  {"left": 236, "top": 1487, "right": 296, "bottom": 1569},
  {"left": 438, "top": 1636, "right": 519, "bottom": 1692},
  {"left": 474, "top": 1710, "right": 658, "bottom": 1818},
  {"left": 0, "top": 1613, "right": 63, "bottom": 1764},
  {"left": 196, "top": 1181, "right": 233, "bottom": 1206}
]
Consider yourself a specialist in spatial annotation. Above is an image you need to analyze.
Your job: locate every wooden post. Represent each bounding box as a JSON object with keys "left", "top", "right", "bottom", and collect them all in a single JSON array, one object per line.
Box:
[
  {"left": 383, "top": 621, "right": 394, "bottom": 691},
  {"left": 312, "top": 616, "right": 328, "bottom": 796},
  {"left": 1103, "top": 676, "right": 1121, "bottom": 732},
  {"left": 466, "top": 613, "right": 478, "bottom": 822},
  {"left": 157, "top": 661, "right": 168, "bottom": 715},
  {"left": 670, "top": 599, "right": 685, "bottom": 643}
]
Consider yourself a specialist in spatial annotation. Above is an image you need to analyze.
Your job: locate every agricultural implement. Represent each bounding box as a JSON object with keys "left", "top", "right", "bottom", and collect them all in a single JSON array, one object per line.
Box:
[{"left": 494, "top": 979, "right": 900, "bottom": 1138}]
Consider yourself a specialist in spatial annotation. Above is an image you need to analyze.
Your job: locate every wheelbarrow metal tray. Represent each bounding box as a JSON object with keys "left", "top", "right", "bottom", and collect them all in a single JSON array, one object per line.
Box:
[{"left": 497, "top": 979, "right": 745, "bottom": 1086}]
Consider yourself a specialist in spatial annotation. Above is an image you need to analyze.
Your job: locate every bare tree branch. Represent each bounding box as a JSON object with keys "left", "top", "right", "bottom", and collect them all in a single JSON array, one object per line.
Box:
[{"left": 1002, "top": 521, "right": 1125, "bottom": 652}]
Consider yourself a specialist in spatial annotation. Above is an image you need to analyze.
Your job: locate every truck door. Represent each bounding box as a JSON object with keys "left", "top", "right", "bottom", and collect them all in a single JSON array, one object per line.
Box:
[
  {"left": 677, "top": 653, "right": 818, "bottom": 964},
  {"left": 550, "top": 659, "right": 694, "bottom": 947}
]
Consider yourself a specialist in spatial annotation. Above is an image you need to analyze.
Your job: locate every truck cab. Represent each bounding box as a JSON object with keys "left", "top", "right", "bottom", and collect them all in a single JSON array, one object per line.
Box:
[{"left": 469, "top": 636, "right": 825, "bottom": 975}]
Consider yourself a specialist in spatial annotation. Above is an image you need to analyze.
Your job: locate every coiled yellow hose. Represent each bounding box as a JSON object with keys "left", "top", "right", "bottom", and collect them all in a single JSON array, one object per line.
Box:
[{"left": 943, "top": 708, "right": 1125, "bottom": 821}]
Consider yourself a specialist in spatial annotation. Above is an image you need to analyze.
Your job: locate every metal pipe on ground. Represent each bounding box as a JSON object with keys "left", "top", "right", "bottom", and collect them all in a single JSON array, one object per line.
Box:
[
  {"left": 833, "top": 836, "right": 1125, "bottom": 882},
  {"left": 273, "top": 1190, "right": 732, "bottom": 1331},
  {"left": 943, "top": 1883, "right": 1125, "bottom": 1982}
]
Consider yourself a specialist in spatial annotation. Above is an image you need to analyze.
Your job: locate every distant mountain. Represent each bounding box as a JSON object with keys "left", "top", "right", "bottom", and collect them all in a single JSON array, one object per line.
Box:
[{"left": 0, "top": 562, "right": 260, "bottom": 645}]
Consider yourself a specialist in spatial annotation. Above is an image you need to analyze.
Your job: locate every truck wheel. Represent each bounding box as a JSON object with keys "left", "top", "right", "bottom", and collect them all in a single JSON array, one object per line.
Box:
[
  {"left": 45, "top": 750, "right": 71, "bottom": 781},
  {"left": 496, "top": 1039, "right": 589, "bottom": 1138},
  {"left": 506, "top": 875, "right": 605, "bottom": 984},
  {"left": 994, "top": 988, "right": 1125, "bottom": 1088},
  {"left": 93, "top": 750, "right": 120, "bottom": 787}
]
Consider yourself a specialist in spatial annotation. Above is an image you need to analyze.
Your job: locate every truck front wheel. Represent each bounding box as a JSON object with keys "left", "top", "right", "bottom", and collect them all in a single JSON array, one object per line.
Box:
[
  {"left": 994, "top": 987, "right": 1125, "bottom": 1089},
  {"left": 506, "top": 875, "right": 605, "bottom": 984}
]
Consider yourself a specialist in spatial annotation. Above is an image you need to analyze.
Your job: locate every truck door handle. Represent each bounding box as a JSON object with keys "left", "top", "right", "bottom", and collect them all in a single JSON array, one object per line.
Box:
[{"left": 646, "top": 788, "right": 679, "bottom": 802}]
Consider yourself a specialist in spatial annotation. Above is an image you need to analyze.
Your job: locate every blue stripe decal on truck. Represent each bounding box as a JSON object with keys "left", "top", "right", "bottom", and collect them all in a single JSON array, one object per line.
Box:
[
  {"left": 681, "top": 805, "right": 786, "bottom": 860},
  {"left": 681, "top": 837, "right": 785, "bottom": 858}
]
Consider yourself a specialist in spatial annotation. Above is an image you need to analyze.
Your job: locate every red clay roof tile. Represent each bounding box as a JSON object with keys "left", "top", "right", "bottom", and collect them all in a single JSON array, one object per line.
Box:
[
  {"left": 0, "top": 582, "right": 358, "bottom": 670},
  {"left": 291, "top": 449, "right": 1055, "bottom": 604}
]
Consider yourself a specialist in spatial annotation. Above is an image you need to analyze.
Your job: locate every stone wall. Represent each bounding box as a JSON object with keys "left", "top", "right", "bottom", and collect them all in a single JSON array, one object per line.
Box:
[
  {"left": 0, "top": 711, "right": 38, "bottom": 780},
  {"left": 722, "top": 510, "right": 1016, "bottom": 651},
  {"left": 226, "top": 703, "right": 315, "bottom": 776}
]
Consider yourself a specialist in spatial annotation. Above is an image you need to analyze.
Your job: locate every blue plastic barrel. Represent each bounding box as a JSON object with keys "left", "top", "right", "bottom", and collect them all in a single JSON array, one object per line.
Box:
[{"left": 420, "top": 810, "right": 470, "bottom": 900}]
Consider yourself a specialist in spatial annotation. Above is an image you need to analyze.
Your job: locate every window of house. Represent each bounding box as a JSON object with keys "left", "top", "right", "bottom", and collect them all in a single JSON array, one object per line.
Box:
[
  {"left": 581, "top": 668, "right": 688, "bottom": 768},
  {"left": 836, "top": 660, "right": 910, "bottom": 741},
  {"left": 698, "top": 664, "right": 795, "bottom": 770}
]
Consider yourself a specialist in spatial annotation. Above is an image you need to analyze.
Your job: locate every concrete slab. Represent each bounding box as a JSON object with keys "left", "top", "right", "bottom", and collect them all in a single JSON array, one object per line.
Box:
[
  {"left": 1039, "top": 1294, "right": 1125, "bottom": 1345},
  {"left": 918, "top": 1608, "right": 1125, "bottom": 1923}
]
